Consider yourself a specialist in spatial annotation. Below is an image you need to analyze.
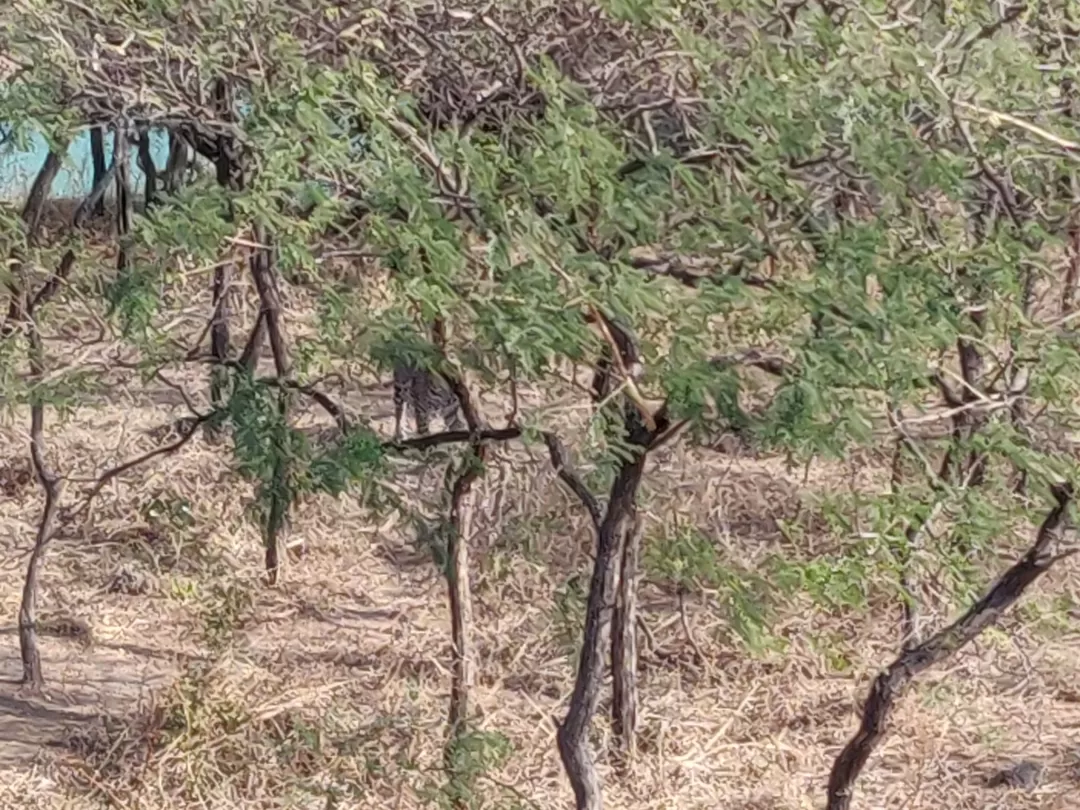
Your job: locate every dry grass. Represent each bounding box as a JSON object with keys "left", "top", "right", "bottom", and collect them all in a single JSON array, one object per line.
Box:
[
  {"left": 0, "top": 222, "right": 1076, "bottom": 809},
  {"left": 0, "top": 356, "right": 1076, "bottom": 810}
]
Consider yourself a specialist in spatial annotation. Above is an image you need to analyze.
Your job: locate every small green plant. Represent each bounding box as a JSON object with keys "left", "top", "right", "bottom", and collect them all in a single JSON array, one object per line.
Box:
[
  {"left": 771, "top": 553, "right": 871, "bottom": 612},
  {"left": 418, "top": 729, "right": 515, "bottom": 810},
  {"left": 198, "top": 578, "right": 254, "bottom": 652},
  {"left": 645, "top": 520, "right": 777, "bottom": 652}
]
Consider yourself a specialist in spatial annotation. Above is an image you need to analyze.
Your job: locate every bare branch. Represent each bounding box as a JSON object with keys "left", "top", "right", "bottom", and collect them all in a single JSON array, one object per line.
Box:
[
  {"left": 69, "top": 412, "right": 213, "bottom": 519},
  {"left": 390, "top": 427, "right": 522, "bottom": 452},
  {"left": 543, "top": 432, "right": 603, "bottom": 533}
]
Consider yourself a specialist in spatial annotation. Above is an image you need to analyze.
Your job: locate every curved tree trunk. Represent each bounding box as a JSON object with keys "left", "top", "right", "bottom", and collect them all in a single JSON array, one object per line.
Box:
[
  {"left": 826, "top": 482, "right": 1074, "bottom": 810},
  {"left": 18, "top": 397, "right": 63, "bottom": 689},
  {"left": 11, "top": 145, "right": 83, "bottom": 688},
  {"left": 19, "top": 288, "right": 63, "bottom": 689}
]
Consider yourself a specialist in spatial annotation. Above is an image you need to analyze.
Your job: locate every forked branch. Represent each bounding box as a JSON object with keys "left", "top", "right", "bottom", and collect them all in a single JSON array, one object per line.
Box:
[{"left": 544, "top": 411, "right": 661, "bottom": 804}]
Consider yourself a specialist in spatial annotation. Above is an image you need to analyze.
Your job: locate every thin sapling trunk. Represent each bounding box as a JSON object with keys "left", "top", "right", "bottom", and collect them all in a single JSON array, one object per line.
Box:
[
  {"left": 114, "top": 126, "right": 132, "bottom": 274},
  {"left": 11, "top": 144, "right": 211, "bottom": 688},
  {"left": 439, "top": 359, "right": 487, "bottom": 808},
  {"left": 19, "top": 312, "right": 63, "bottom": 689},
  {"left": 446, "top": 454, "right": 481, "bottom": 734},
  {"left": 248, "top": 224, "right": 292, "bottom": 584},
  {"left": 444, "top": 442, "right": 486, "bottom": 809},
  {"left": 14, "top": 149, "right": 77, "bottom": 684},
  {"left": 207, "top": 79, "right": 241, "bottom": 440}
]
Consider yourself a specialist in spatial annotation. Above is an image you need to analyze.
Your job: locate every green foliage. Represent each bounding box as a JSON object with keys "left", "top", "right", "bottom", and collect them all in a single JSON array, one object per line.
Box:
[
  {"left": 771, "top": 552, "right": 873, "bottom": 613},
  {"left": 309, "top": 427, "right": 386, "bottom": 498},
  {"left": 663, "top": 358, "right": 747, "bottom": 428},
  {"left": 422, "top": 730, "right": 517, "bottom": 810},
  {"left": 5, "top": 0, "right": 1080, "bottom": 801},
  {"left": 104, "top": 259, "right": 162, "bottom": 338},
  {"left": 226, "top": 371, "right": 387, "bottom": 541},
  {"left": 644, "top": 520, "right": 777, "bottom": 652}
]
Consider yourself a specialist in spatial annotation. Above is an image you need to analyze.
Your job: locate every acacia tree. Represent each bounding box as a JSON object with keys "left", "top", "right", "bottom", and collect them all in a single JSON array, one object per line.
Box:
[
  {"left": 338, "top": 4, "right": 1080, "bottom": 807},
  {"left": 4, "top": 1, "right": 1080, "bottom": 808},
  {"left": 0, "top": 131, "right": 213, "bottom": 687}
]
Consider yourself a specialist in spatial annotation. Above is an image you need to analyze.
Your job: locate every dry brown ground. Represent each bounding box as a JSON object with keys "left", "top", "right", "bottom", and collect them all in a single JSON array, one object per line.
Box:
[
  {"left": 0, "top": 205, "right": 1076, "bottom": 808},
  {"left": 0, "top": 361, "right": 1075, "bottom": 810}
]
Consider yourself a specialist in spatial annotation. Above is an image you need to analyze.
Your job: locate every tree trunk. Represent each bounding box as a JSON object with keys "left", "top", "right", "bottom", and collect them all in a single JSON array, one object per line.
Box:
[
  {"left": 20, "top": 149, "right": 64, "bottom": 242},
  {"left": 164, "top": 131, "right": 189, "bottom": 195},
  {"left": 206, "top": 81, "right": 239, "bottom": 439},
  {"left": 610, "top": 513, "right": 642, "bottom": 770},
  {"left": 826, "top": 483, "right": 1074, "bottom": 810},
  {"left": 447, "top": 450, "right": 481, "bottom": 736},
  {"left": 10, "top": 149, "right": 69, "bottom": 688},
  {"left": 207, "top": 262, "right": 232, "bottom": 440},
  {"left": 557, "top": 454, "right": 646, "bottom": 810},
  {"left": 238, "top": 312, "right": 267, "bottom": 372},
  {"left": 4, "top": 147, "right": 66, "bottom": 335},
  {"left": 444, "top": 444, "right": 485, "bottom": 809},
  {"left": 136, "top": 126, "right": 159, "bottom": 208},
  {"left": 263, "top": 429, "right": 287, "bottom": 585},
  {"left": 114, "top": 127, "right": 132, "bottom": 274},
  {"left": 90, "top": 126, "right": 108, "bottom": 217},
  {"left": 19, "top": 302, "right": 63, "bottom": 689},
  {"left": 74, "top": 151, "right": 119, "bottom": 229}
]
